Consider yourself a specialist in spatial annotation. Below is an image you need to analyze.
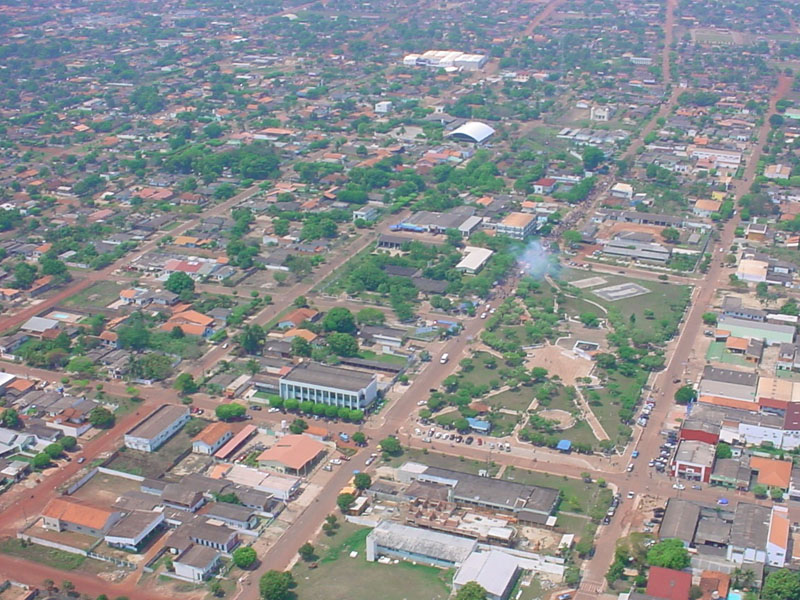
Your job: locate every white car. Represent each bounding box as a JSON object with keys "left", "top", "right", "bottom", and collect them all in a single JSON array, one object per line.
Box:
[
  {"left": 672, "top": 483, "right": 685, "bottom": 490},
  {"left": 480, "top": 312, "right": 487, "bottom": 319},
  {"left": 627, "top": 491, "right": 635, "bottom": 499}
]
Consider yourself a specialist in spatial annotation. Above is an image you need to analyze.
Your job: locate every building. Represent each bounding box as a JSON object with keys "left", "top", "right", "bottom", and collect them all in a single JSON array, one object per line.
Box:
[
  {"left": 765, "top": 164, "right": 791, "bottom": 180},
  {"left": 448, "top": 121, "right": 496, "bottom": 144},
  {"left": 257, "top": 434, "right": 327, "bottom": 475},
  {"left": 698, "top": 366, "right": 758, "bottom": 403},
  {"left": 124, "top": 404, "right": 190, "bottom": 452},
  {"left": 455, "top": 246, "right": 494, "bottom": 274},
  {"left": 721, "top": 296, "right": 766, "bottom": 322},
  {"left": 671, "top": 440, "right": 714, "bottom": 482},
  {"left": 717, "top": 315, "right": 794, "bottom": 346},
  {"left": 646, "top": 567, "right": 692, "bottom": 600},
  {"left": 453, "top": 550, "right": 520, "bottom": 600},
  {"left": 610, "top": 182, "right": 634, "bottom": 200},
  {"left": 279, "top": 362, "right": 378, "bottom": 409},
  {"left": 693, "top": 199, "right": 722, "bottom": 218},
  {"left": 192, "top": 422, "right": 233, "bottom": 455},
  {"left": 374, "top": 101, "right": 393, "bottom": 114},
  {"left": 590, "top": 106, "right": 613, "bottom": 122},
  {"left": 214, "top": 424, "right": 257, "bottom": 461},
  {"left": 727, "top": 503, "right": 770, "bottom": 565},
  {"left": 204, "top": 503, "right": 258, "bottom": 530},
  {"left": 767, "top": 506, "right": 790, "bottom": 567},
  {"left": 602, "top": 237, "right": 671, "bottom": 263},
  {"left": 404, "top": 50, "right": 488, "bottom": 71},
  {"left": 104, "top": 510, "right": 165, "bottom": 551},
  {"left": 366, "top": 520, "right": 477, "bottom": 567},
  {"left": 277, "top": 307, "right": 320, "bottom": 329},
  {"left": 353, "top": 206, "right": 379, "bottom": 223},
  {"left": 185, "top": 520, "right": 239, "bottom": 552},
  {"left": 42, "top": 498, "right": 122, "bottom": 537},
  {"left": 750, "top": 456, "right": 792, "bottom": 490},
  {"left": 218, "top": 464, "right": 301, "bottom": 501},
  {"left": 173, "top": 545, "right": 220, "bottom": 582},
  {"left": 496, "top": 212, "right": 536, "bottom": 240}
]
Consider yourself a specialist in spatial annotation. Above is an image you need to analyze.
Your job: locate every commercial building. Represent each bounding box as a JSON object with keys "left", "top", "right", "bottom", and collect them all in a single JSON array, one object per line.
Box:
[
  {"left": 671, "top": 440, "right": 714, "bottom": 482},
  {"left": 455, "top": 246, "right": 494, "bottom": 274},
  {"left": 366, "top": 520, "right": 477, "bottom": 567},
  {"left": 767, "top": 506, "right": 790, "bottom": 567},
  {"left": 496, "top": 212, "right": 536, "bottom": 240},
  {"left": 698, "top": 366, "right": 758, "bottom": 403},
  {"left": 403, "top": 50, "right": 488, "bottom": 71},
  {"left": 218, "top": 464, "right": 301, "bottom": 501},
  {"left": 727, "top": 503, "right": 770, "bottom": 565},
  {"left": 717, "top": 315, "right": 795, "bottom": 346},
  {"left": 257, "top": 434, "right": 327, "bottom": 475},
  {"left": 646, "top": 567, "right": 692, "bottom": 600},
  {"left": 279, "top": 362, "right": 378, "bottom": 409},
  {"left": 124, "top": 404, "right": 190, "bottom": 452},
  {"left": 448, "top": 121, "right": 496, "bottom": 144},
  {"left": 602, "top": 237, "right": 671, "bottom": 263}
]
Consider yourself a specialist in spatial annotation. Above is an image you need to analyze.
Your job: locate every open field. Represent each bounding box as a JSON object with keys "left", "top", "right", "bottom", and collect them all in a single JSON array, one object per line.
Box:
[
  {"left": 70, "top": 471, "right": 141, "bottom": 504},
  {"left": 385, "top": 448, "right": 499, "bottom": 476},
  {"left": 0, "top": 539, "right": 108, "bottom": 575},
  {"left": 292, "top": 523, "right": 451, "bottom": 600},
  {"left": 62, "top": 280, "right": 124, "bottom": 309},
  {"left": 106, "top": 419, "right": 202, "bottom": 478}
]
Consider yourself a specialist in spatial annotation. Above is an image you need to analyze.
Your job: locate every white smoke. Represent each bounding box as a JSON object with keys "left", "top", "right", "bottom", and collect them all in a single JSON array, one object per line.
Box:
[{"left": 517, "top": 240, "right": 559, "bottom": 279}]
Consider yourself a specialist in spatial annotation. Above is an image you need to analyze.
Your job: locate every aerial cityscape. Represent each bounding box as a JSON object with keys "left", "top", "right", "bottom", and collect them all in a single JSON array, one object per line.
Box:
[{"left": 0, "top": 1, "right": 799, "bottom": 600}]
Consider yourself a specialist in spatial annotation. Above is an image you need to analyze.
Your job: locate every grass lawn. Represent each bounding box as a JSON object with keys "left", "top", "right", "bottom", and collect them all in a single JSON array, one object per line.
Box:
[
  {"left": 384, "top": 448, "right": 500, "bottom": 476},
  {"left": 457, "top": 351, "right": 503, "bottom": 388},
  {"left": 0, "top": 538, "right": 99, "bottom": 571},
  {"left": 502, "top": 467, "right": 611, "bottom": 518},
  {"left": 706, "top": 341, "right": 749, "bottom": 367},
  {"left": 359, "top": 350, "right": 408, "bottom": 365},
  {"left": 292, "top": 523, "right": 451, "bottom": 600},
  {"left": 63, "top": 280, "right": 123, "bottom": 309},
  {"left": 586, "top": 369, "right": 648, "bottom": 446},
  {"left": 487, "top": 411, "right": 519, "bottom": 437},
  {"left": 554, "top": 420, "right": 599, "bottom": 448},
  {"left": 486, "top": 388, "right": 535, "bottom": 413},
  {"left": 555, "top": 513, "right": 592, "bottom": 536}
]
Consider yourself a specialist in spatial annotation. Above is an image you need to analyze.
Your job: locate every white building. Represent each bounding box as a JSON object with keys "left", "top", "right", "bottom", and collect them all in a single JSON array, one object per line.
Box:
[
  {"left": 767, "top": 506, "right": 790, "bottom": 567},
  {"left": 279, "top": 362, "right": 378, "bottom": 410},
  {"left": 104, "top": 511, "right": 165, "bottom": 551},
  {"left": 124, "top": 404, "right": 190, "bottom": 452},
  {"left": 375, "top": 101, "right": 393, "bottom": 114},
  {"left": 454, "top": 550, "right": 520, "bottom": 600},
  {"left": 173, "top": 545, "right": 220, "bottom": 581},
  {"left": 456, "top": 246, "right": 494, "bottom": 275},
  {"left": 590, "top": 106, "right": 613, "bottom": 122}
]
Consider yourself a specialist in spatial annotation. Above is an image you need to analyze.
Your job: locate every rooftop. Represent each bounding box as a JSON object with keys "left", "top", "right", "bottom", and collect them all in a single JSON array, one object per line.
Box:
[
  {"left": 750, "top": 456, "right": 792, "bottom": 489},
  {"left": 257, "top": 434, "right": 326, "bottom": 470},
  {"left": 369, "top": 520, "right": 476, "bottom": 563},
  {"left": 281, "top": 361, "right": 375, "bottom": 392},
  {"left": 126, "top": 404, "right": 189, "bottom": 441},
  {"left": 42, "top": 497, "right": 116, "bottom": 530}
]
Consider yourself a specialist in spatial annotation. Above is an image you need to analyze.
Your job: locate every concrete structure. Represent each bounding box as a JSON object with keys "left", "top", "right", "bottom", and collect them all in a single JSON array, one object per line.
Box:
[
  {"left": 124, "top": 404, "right": 190, "bottom": 452},
  {"left": 366, "top": 520, "right": 476, "bottom": 567},
  {"left": 603, "top": 237, "right": 671, "bottom": 263},
  {"left": 455, "top": 246, "right": 494, "bottom": 274},
  {"left": 767, "top": 506, "right": 790, "bottom": 567},
  {"left": 698, "top": 366, "right": 758, "bottom": 403},
  {"left": 104, "top": 510, "right": 165, "bottom": 551},
  {"left": 717, "top": 315, "right": 795, "bottom": 346},
  {"left": 671, "top": 440, "right": 714, "bottom": 482},
  {"left": 453, "top": 550, "right": 520, "bottom": 600},
  {"left": 496, "top": 212, "right": 536, "bottom": 240},
  {"left": 279, "top": 362, "right": 378, "bottom": 409},
  {"left": 727, "top": 503, "right": 770, "bottom": 565},
  {"left": 404, "top": 50, "right": 488, "bottom": 71}
]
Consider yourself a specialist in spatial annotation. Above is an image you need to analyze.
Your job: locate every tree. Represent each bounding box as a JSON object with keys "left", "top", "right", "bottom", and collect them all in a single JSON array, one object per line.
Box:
[
  {"left": 337, "top": 492, "right": 355, "bottom": 512},
  {"left": 33, "top": 452, "right": 51, "bottom": 469},
  {"left": 354, "top": 473, "right": 372, "bottom": 490},
  {"left": 646, "top": 538, "right": 690, "bottom": 570},
  {"left": 89, "top": 406, "right": 115, "bottom": 428},
  {"left": 379, "top": 437, "right": 401, "bottom": 456},
  {"left": 298, "top": 542, "right": 315, "bottom": 562},
  {"left": 60, "top": 436, "right": 77, "bottom": 451},
  {"left": 715, "top": 442, "right": 732, "bottom": 459},
  {"left": 582, "top": 146, "right": 604, "bottom": 171},
  {"left": 232, "top": 546, "right": 257, "bottom": 569},
  {"left": 237, "top": 324, "right": 266, "bottom": 355},
  {"left": 455, "top": 582, "right": 488, "bottom": 600},
  {"left": 674, "top": 385, "right": 697, "bottom": 405},
  {"left": 259, "top": 570, "right": 294, "bottom": 600},
  {"left": 13, "top": 262, "right": 37, "bottom": 289},
  {"left": 216, "top": 403, "right": 246, "bottom": 421},
  {"left": 323, "top": 307, "right": 357, "bottom": 334},
  {"left": 752, "top": 483, "right": 768, "bottom": 498},
  {"left": 327, "top": 332, "right": 360, "bottom": 357},
  {"left": 352, "top": 432, "right": 366, "bottom": 446},
  {"left": 769, "top": 113, "right": 785, "bottom": 128},
  {"left": 356, "top": 307, "right": 385, "bottom": 326},
  {"left": 762, "top": 569, "right": 800, "bottom": 600},
  {"left": 44, "top": 443, "right": 64, "bottom": 459},
  {"left": 174, "top": 373, "right": 198, "bottom": 395},
  {"left": 1, "top": 408, "right": 20, "bottom": 429},
  {"left": 531, "top": 367, "right": 548, "bottom": 382},
  {"left": 579, "top": 312, "right": 599, "bottom": 327},
  {"left": 661, "top": 227, "right": 680, "bottom": 243},
  {"left": 289, "top": 419, "right": 308, "bottom": 434},
  {"left": 701, "top": 312, "right": 717, "bottom": 326},
  {"left": 563, "top": 230, "right": 582, "bottom": 247},
  {"left": 165, "top": 272, "right": 195, "bottom": 300},
  {"left": 771, "top": 486, "right": 785, "bottom": 501}
]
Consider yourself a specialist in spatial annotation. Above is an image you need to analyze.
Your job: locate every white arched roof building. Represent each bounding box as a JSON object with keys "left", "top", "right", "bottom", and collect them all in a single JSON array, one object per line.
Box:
[{"left": 448, "top": 121, "right": 496, "bottom": 144}]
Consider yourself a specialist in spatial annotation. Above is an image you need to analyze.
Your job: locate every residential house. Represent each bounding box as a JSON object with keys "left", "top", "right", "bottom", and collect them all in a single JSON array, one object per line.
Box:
[
  {"left": 42, "top": 498, "right": 122, "bottom": 537},
  {"left": 192, "top": 422, "right": 233, "bottom": 455},
  {"left": 124, "top": 404, "right": 190, "bottom": 452}
]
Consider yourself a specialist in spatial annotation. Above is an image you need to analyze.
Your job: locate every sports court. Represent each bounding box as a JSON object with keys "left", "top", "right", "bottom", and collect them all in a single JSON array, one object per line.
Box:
[{"left": 592, "top": 282, "right": 650, "bottom": 302}]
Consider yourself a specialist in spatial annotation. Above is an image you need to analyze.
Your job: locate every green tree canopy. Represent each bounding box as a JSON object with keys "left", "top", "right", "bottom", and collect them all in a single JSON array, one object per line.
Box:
[
  {"left": 232, "top": 546, "right": 257, "bottom": 569},
  {"left": 455, "top": 582, "right": 488, "bottom": 600},
  {"left": 259, "top": 570, "right": 294, "bottom": 600},
  {"left": 89, "top": 406, "right": 115, "bottom": 428},
  {"left": 762, "top": 569, "right": 800, "bottom": 600},
  {"left": 646, "top": 538, "right": 690, "bottom": 570},
  {"left": 216, "top": 403, "right": 246, "bottom": 421},
  {"left": 323, "top": 307, "right": 357, "bottom": 334}
]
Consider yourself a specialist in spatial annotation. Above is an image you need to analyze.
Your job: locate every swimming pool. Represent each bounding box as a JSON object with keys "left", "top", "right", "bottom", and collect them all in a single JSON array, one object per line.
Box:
[{"left": 728, "top": 592, "right": 743, "bottom": 600}]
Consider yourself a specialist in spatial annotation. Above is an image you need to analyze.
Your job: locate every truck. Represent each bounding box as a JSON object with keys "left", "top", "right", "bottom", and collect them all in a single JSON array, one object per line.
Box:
[{"left": 440, "top": 353, "right": 449, "bottom": 364}]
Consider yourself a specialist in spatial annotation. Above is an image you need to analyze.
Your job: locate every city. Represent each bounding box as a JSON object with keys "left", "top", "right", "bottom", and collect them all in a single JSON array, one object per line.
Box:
[{"left": 0, "top": 1, "right": 799, "bottom": 600}]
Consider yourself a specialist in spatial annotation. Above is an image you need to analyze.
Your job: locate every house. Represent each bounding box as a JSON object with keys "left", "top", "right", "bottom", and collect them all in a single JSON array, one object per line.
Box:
[
  {"left": 693, "top": 199, "right": 722, "bottom": 218},
  {"left": 276, "top": 307, "right": 319, "bottom": 329},
  {"left": 610, "top": 182, "right": 634, "bottom": 201},
  {"left": 532, "top": 178, "right": 557, "bottom": 195},
  {"left": 104, "top": 510, "right": 165, "bottom": 551},
  {"left": 765, "top": 164, "right": 791, "bottom": 179},
  {"left": 204, "top": 503, "right": 258, "bottom": 530},
  {"left": 192, "top": 422, "right": 233, "bottom": 455},
  {"left": 124, "top": 404, "right": 190, "bottom": 452},
  {"left": 353, "top": 206, "right": 379, "bottom": 222},
  {"left": 20, "top": 316, "right": 59, "bottom": 337},
  {"left": 257, "top": 434, "right": 327, "bottom": 475},
  {"left": 162, "top": 483, "right": 206, "bottom": 513},
  {"left": 646, "top": 567, "right": 692, "bottom": 600},
  {"left": 0, "top": 333, "right": 30, "bottom": 355},
  {"left": 185, "top": 520, "right": 239, "bottom": 552},
  {"left": 750, "top": 456, "right": 792, "bottom": 490},
  {"left": 173, "top": 545, "right": 220, "bottom": 582},
  {"left": 42, "top": 498, "right": 122, "bottom": 537},
  {"left": 767, "top": 506, "right": 790, "bottom": 567},
  {"left": 746, "top": 223, "right": 768, "bottom": 242},
  {"left": 160, "top": 310, "right": 215, "bottom": 337},
  {"left": 359, "top": 325, "right": 406, "bottom": 349},
  {"left": 455, "top": 246, "right": 494, "bottom": 274}
]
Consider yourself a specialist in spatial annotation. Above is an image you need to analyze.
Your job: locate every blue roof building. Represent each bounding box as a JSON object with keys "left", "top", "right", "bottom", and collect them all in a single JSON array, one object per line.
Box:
[
  {"left": 556, "top": 439, "right": 572, "bottom": 453},
  {"left": 467, "top": 418, "right": 492, "bottom": 434}
]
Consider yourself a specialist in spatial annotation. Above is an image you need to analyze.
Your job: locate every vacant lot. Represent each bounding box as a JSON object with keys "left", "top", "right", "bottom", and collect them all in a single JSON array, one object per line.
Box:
[
  {"left": 0, "top": 538, "right": 108, "bottom": 575},
  {"left": 62, "top": 280, "right": 124, "bottom": 309},
  {"left": 106, "top": 420, "right": 201, "bottom": 478},
  {"left": 292, "top": 523, "right": 451, "bottom": 600},
  {"left": 70, "top": 471, "right": 141, "bottom": 505},
  {"left": 502, "top": 467, "right": 611, "bottom": 518}
]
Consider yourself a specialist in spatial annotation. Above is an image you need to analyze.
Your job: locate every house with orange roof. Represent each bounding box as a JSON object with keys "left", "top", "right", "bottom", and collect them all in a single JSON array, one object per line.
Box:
[
  {"left": 160, "top": 310, "right": 215, "bottom": 337},
  {"left": 282, "top": 328, "right": 318, "bottom": 344},
  {"left": 751, "top": 456, "right": 792, "bottom": 489},
  {"left": 42, "top": 497, "right": 122, "bottom": 537},
  {"left": 99, "top": 330, "right": 119, "bottom": 349},
  {"left": 257, "top": 434, "right": 327, "bottom": 475},
  {"left": 764, "top": 505, "right": 790, "bottom": 568},
  {"left": 192, "top": 422, "right": 234, "bottom": 455},
  {"left": 277, "top": 308, "right": 320, "bottom": 329}
]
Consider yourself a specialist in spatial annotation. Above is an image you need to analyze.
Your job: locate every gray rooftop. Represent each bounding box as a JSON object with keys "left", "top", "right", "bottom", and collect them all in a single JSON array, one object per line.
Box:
[
  {"left": 660, "top": 498, "right": 700, "bottom": 544},
  {"left": 369, "top": 520, "right": 476, "bottom": 563},
  {"left": 281, "top": 362, "right": 376, "bottom": 392},
  {"left": 729, "top": 503, "right": 770, "bottom": 550},
  {"left": 125, "top": 404, "right": 188, "bottom": 441},
  {"left": 701, "top": 366, "right": 758, "bottom": 387},
  {"left": 106, "top": 510, "right": 161, "bottom": 540},
  {"left": 175, "top": 544, "right": 219, "bottom": 569}
]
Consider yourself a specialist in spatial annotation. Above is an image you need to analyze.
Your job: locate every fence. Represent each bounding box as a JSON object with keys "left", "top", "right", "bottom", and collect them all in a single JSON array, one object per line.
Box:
[{"left": 17, "top": 532, "right": 136, "bottom": 570}]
